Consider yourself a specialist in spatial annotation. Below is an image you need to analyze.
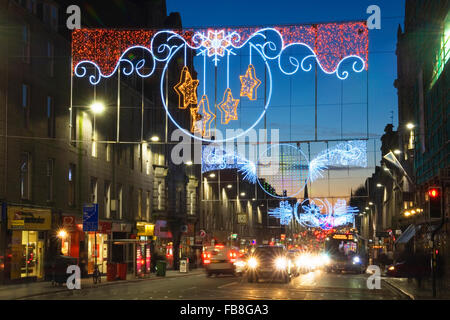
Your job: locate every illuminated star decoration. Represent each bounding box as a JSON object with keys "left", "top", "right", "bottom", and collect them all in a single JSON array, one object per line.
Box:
[
  {"left": 268, "top": 201, "right": 297, "bottom": 225},
  {"left": 190, "top": 106, "right": 202, "bottom": 135},
  {"left": 217, "top": 88, "right": 239, "bottom": 125},
  {"left": 196, "top": 95, "right": 215, "bottom": 138},
  {"left": 174, "top": 66, "right": 199, "bottom": 109},
  {"left": 240, "top": 64, "right": 261, "bottom": 101},
  {"left": 201, "top": 30, "right": 233, "bottom": 66}
]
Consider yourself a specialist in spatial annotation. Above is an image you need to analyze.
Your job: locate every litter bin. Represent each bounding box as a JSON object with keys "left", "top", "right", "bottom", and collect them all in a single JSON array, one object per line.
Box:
[
  {"left": 107, "top": 263, "right": 117, "bottom": 281},
  {"left": 180, "top": 258, "right": 189, "bottom": 273},
  {"left": 117, "top": 263, "right": 127, "bottom": 280},
  {"left": 156, "top": 260, "right": 166, "bottom": 277}
]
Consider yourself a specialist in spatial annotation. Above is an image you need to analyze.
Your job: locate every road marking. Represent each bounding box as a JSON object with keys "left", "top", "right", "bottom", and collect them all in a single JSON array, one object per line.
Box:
[{"left": 218, "top": 281, "right": 238, "bottom": 289}]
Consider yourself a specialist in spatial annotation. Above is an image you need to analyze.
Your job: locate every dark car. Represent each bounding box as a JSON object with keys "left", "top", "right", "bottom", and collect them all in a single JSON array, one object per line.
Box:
[
  {"left": 386, "top": 260, "right": 430, "bottom": 278},
  {"left": 247, "top": 245, "right": 292, "bottom": 283}
]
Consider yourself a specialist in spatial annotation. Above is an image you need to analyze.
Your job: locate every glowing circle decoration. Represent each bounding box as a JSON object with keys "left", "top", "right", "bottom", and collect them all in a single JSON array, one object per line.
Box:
[{"left": 257, "top": 144, "right": 309, "bottom": 199}]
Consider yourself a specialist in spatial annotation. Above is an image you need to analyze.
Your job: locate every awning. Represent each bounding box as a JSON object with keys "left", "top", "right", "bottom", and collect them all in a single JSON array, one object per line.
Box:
[{"left": 395, "top": 224, "right": 417, "bottom": 244}]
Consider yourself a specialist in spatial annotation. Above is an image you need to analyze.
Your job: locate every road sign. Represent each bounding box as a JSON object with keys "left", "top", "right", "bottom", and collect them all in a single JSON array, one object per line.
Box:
[
  {"left": 83, "top": 203, "right": 98, "bottom": 231},
  {"left": 199, "top": 230, "right": 206, "bottom": 238}
]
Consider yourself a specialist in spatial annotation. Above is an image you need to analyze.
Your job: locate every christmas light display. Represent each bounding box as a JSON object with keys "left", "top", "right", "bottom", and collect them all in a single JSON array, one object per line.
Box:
[
  {"left": 293, "top": 198, "right": 359, "bottom": 230},
  {"left": 73, "top": 23, "right": 368, "bottom": 143},
  {"left": 196, "top": 94, "right": 215, "bottom": 137},
  {"left": 217, "top": 88, "right": 240, "bottom": 124},
  {"left": 174, "top": 66, "right": 199, "bottom": 109},
  {"left": 201, "top": 145, "right": 257, "bottom": 183},
  {"left": 190, "top": 106, "right": 202, "bottom": 134},
  {"left": 240, "top": 64, "right": 261, "bottom": 100},
  {"left": 309, "top": 140, "right": 367, "bottom": 182},
  {"left": 268, "top": 201, "right": 298, "bottom": 225},
  {"left": 256, "top": 144, "right": 309, "bottom": 199}
]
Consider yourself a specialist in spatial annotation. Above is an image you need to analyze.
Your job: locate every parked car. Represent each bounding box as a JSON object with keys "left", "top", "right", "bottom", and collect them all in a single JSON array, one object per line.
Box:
[
  {"left": 247, "top": 245, "right": 292, "bottom": 283},
  {"left": 202, "top": 245, "right": 240, "bottom": 277},
  {"left": 386, "top": 260, "right": 430, "bottom": 278}
]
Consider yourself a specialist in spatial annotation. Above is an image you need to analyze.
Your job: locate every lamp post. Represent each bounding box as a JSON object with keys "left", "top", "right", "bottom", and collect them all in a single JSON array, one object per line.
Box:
[{"left": 88, "top": 101, "right": 104, "bottom": 276}]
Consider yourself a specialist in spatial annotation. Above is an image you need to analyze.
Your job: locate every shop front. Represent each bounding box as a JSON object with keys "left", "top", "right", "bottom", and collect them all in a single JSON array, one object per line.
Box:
[
  {"left": 154, "top": 220, "right": 173, "bottom": 268},
  {"left": 60, "top": 215, "right": 83, "bottom": 261},
  {"left": 86, "top": 221, "right": 111, "bottom": 275},
  {"left": 7, "top": 206, "right": 51, "bottom": 281},
  {"left": 135, "top": 222, "right": 154, "bottom": 277}
]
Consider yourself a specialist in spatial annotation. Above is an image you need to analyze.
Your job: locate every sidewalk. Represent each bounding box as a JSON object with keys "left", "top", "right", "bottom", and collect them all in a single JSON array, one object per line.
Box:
[
  {"left": 383, "top": 277, "right": 450, "bottom": 300},
  {"left": 0, "top": 268, "right": 205, "bottom": 300}
]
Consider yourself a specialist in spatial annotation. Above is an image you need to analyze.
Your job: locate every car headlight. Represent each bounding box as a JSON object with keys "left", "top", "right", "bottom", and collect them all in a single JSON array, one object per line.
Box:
[
  {"left": 234, "top": 260, "right": 246, "bottom": 268},
  {"left": 388, "top": 266, "right": 395, "bottom": 271},
  {"left": 248, "top": 257, "right": 258, "bottom": 269},
  {"left": 321, "top": 254, "right": 331, "bottom": 265},
  {"left": 275, "top": 257, "right": 288, "bottom": 270},
  {"left": 353, "top": 256, "right": 361, "bottom": 264}
]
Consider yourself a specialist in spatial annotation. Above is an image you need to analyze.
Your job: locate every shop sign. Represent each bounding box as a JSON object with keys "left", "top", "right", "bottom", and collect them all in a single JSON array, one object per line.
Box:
[
  {"left": 332, "top": 234, "right": 353, "bottom": 240},
  {"left": 83, "top": 203, "right": 98, "bottom": 231},
  {"left": 155, "top": 220, "right": 172, "bottom": 239},
  {"left": 136, "top": 222, "right": 155, "bottom": 236},
  {"left": 98, "top": 221, "right": 112, "bottom": 234},
  {"left": 7, "top": 206, "right": 51, "bottom": 230},
  {"left": 62, "top": 215, "right": 76, "bottom": 231},
  {"left": 280, "top": 234, "right": 286, "bottom": 241}
]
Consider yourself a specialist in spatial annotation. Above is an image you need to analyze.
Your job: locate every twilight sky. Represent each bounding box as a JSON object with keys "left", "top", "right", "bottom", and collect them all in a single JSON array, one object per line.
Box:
[{"left": 165, "top": 0, "right": 405, "bottom": 199}]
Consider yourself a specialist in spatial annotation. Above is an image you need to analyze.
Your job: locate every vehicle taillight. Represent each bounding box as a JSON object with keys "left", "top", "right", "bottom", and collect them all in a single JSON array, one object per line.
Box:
[
  {"left": 203, "top": 252, "right": 211, "bottom": 264},
  {"left": 229, "top": 251, "right": 237, "bottom": 262}
]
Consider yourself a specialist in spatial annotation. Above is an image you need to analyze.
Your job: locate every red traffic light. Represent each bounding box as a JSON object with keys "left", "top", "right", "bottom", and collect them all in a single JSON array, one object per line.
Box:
[{"left": 428, "top": 188, "right": 440, "bottom": 198}]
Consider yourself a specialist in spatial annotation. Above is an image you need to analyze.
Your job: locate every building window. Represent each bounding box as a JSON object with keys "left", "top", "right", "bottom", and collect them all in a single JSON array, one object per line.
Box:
[
  {"left": 20, "top": 152, "right": 31, "bottom": 200},
  {"left": 47, "top": 96, "right": 55, "bottom": 138},
  {"left": 139, "top": 144, "right": 143, "bottom": 173},
  {"left": 22, "top": 24, "right": 30, "bottom": 63},
  {"left": 47, "top": 158, "right": 54, "bottom": 201},
  {"left": 190, "top": 192, "right": 195, "bottom": 215},
  {"left": 104, "top": 182, "right": 111, "bottom": 218},
  {"left": 118, "top": 184, "right": 123, "bottom": 219},
  {"left": 47, "top": 41, "right": 54, "bottom": 77},
  {"left": 22, "top": 84, "right": 30, "bottom": 128},
  {"left": 138, "top": 188, "right": 142, "bottom": 220},
  {"left": 105, "top": 144, "right": 111, "bottom": 162},
  {"left": 91, "top": 139, "right": 97, "bottom": 158},
  {"left": 146, "top": 148, "right": 151, "bottom": 175},
  {"left": 43, "top": 3, "right": 58, "bottom": 31},
  {"left": 90, "top": 177, "right": 97, "bottom": 204},
  {"left": 68, "top": 164, "right": 76, "bottom": 206},
  {"left": 146, "top": 191, "right": 150, "bottom": 221},
  {"left": 430, "top": 11, "right": 450, "bottom": 89},
  {"left": 157, "top": 182, "right": 163, "bottom": 210},
  {"left": 26, "top": 0, "right": 36, "bottom": 14},
  {"left": 50, "top": 5, "right": 58, "bottom": 31},
  {"left": 128, "top": 186, "right": 134, "bottom": 219}
]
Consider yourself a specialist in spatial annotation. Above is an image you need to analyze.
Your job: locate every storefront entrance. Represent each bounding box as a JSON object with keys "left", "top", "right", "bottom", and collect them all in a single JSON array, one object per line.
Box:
[{"left": 7, "top": 206, "right": 51, "bottom": 281}]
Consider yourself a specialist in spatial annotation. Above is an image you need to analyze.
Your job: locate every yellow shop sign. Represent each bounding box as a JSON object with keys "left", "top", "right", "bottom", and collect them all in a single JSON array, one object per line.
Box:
[
  {"left": 7, "top": 206, "right": 52, "bottom": 230},
  {"left": 136, "top": 222, "right": 155, "bottom": 236}
]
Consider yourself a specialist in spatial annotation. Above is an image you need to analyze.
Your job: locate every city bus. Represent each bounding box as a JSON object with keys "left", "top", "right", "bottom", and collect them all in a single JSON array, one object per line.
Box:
[{"left": 324, "top": 231, "right": 366, "bottom": 273}]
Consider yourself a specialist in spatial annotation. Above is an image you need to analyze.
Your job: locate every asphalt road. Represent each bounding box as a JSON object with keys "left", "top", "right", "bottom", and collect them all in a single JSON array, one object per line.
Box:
[{"left": 22, "top": 269, "right": 409, "bottom": 300}]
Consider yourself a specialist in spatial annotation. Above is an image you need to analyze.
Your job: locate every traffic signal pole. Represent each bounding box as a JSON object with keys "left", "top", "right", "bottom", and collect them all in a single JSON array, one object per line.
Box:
[{"left": 429, "top": 186, "right": 444, "bottom": 298}]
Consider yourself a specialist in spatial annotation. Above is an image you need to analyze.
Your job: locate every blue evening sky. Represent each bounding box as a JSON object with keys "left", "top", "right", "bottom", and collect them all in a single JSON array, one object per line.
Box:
[{"left": 166, "top": 0, "right": 405, "bottom": 198}]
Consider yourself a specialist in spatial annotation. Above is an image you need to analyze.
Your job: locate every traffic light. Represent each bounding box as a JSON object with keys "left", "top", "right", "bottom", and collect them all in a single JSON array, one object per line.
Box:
[{"left": 428, "top": 187, "right": 442, "bottom": 219}]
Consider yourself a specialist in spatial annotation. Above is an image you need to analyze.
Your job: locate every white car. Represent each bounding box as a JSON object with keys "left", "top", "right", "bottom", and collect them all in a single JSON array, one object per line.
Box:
[{"left": 202, "top": 245, "right": 240, "bottom": 277}]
